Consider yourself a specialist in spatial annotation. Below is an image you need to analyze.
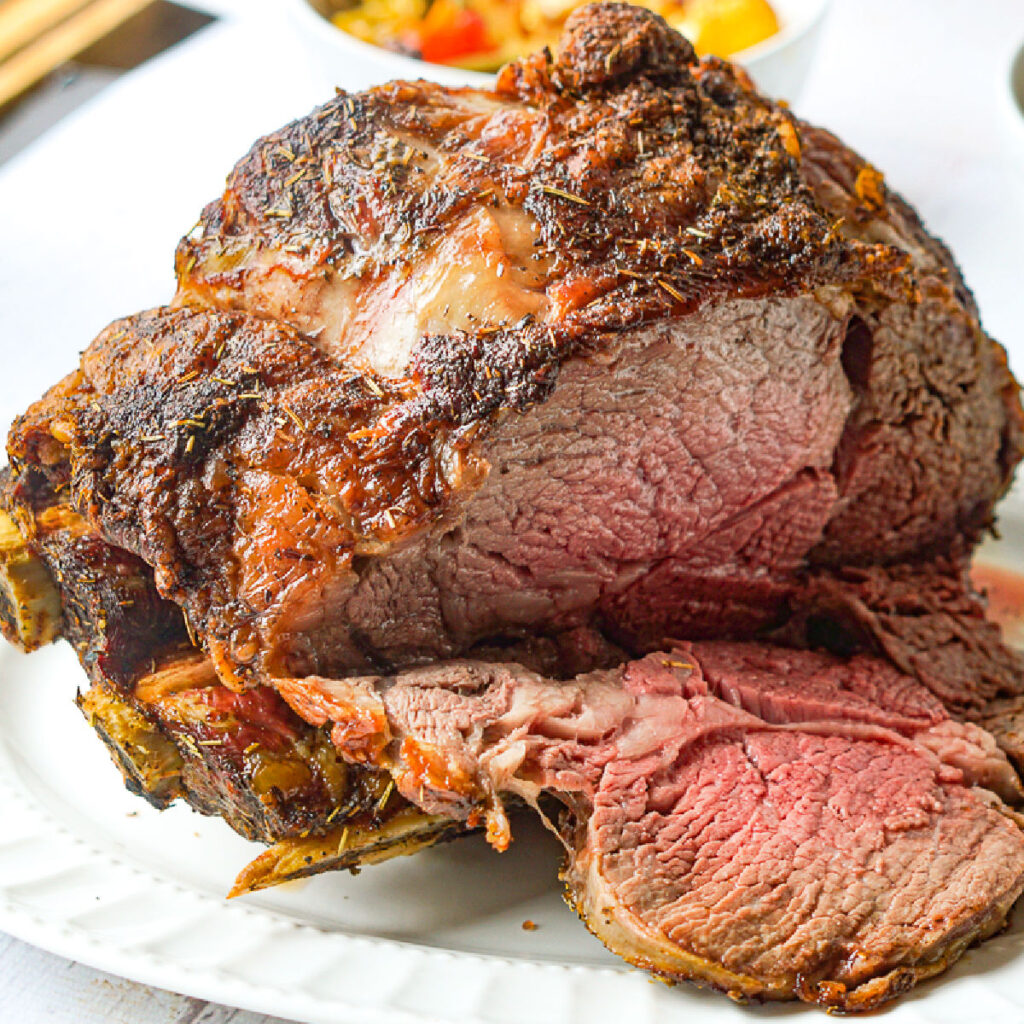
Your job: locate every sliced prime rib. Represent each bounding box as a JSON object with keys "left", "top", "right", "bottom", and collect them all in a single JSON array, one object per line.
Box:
[
  {"left": 6, "top": 4, "right": 1021, "bottom": 695},
  {"left": 266, "top": 641, "right": 1024, "bottom": 1009}
]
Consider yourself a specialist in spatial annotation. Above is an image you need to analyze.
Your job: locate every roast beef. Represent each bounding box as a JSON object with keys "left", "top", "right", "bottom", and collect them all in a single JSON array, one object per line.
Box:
[
  {"left": 7, "top": 4, "right": 1021, "bottom": 693},
  {"left": 3, "top": 4, "right": 1024, "bottom": 1011},
  {"left": 271, "top": 641, "right": 1024, "bottom": 1009}
]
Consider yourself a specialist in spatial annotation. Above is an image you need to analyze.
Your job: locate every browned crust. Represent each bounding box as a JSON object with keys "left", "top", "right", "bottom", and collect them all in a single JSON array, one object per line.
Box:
[
  {"left": 6, "top": 306, "right": 490, "bottom": 683},
  {"left": 1, "top": 8, "right": 1022, "bottom": 995},
  {"left": 1, "top": 467, "right": 188, "bottom": 679},
  {"left": 177, "top": 5, "right": 910, "bottom": 363}
]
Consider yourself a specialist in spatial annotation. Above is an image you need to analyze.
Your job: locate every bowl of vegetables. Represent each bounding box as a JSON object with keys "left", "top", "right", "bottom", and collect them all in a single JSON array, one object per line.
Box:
[{"left": 284, "top": 0, "right": 831, "bottom": 98}]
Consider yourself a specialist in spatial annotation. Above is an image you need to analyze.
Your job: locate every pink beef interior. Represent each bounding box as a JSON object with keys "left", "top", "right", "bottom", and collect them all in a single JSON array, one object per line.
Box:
[{"left": 277, "top": 641, "right": 1024, "bottom": 1007}]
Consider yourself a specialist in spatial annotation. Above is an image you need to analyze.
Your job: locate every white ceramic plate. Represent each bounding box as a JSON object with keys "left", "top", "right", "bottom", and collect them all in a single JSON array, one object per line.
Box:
[{"left": 1, "top": 502, "right": 1024, "bottom": 1024}]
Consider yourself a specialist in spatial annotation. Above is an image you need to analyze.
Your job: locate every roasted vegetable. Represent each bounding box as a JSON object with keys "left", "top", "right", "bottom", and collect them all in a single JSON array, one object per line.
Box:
[{"left": 329, "top": 0, "right": 778, "bottom": 70}]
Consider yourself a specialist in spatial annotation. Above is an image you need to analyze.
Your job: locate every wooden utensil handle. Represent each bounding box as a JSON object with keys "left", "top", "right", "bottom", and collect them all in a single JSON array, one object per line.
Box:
[{"left": 0, "top": 0, "right": 153, "bottom": 109}]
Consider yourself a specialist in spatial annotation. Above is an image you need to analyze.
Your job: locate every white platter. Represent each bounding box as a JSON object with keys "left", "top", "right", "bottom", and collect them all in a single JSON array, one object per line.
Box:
[{"left": 0, "top": 498, "right": 1023, "bottom": 1024}]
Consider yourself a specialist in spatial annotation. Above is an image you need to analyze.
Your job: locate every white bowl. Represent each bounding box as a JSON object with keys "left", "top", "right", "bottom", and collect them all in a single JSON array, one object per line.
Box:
[{"left": 282, "top": 0, "right": 831, "bottom": 99}]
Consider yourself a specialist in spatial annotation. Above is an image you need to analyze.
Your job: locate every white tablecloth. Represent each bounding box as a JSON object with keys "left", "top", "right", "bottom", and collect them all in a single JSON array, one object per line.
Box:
[{"left": 1, "top": 1, "right": 1023, "bottom": 1020}]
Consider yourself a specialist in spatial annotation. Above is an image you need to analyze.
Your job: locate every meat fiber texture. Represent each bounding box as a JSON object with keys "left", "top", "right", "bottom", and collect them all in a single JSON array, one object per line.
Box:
[
  {"left": 5, "top": 2, "right": 1024, "bottom": 1012},
  {"left": 275, "top": 641, "right": 1024, "bottom": 1010}
]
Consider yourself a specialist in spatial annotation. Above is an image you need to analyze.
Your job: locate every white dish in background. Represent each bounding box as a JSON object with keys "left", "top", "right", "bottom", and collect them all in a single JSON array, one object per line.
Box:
[
  {"left": 0, "top": 491, "right": 1022, "bottom": 1024},
  {"left": 281, "top": 0, "right": 831, "bottom": 100}
]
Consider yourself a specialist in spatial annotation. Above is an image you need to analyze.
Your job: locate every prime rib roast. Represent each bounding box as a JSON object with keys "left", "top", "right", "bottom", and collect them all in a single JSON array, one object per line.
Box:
[{"left": 4, "top": 3, "right": 1024, "bottom": 1011}]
